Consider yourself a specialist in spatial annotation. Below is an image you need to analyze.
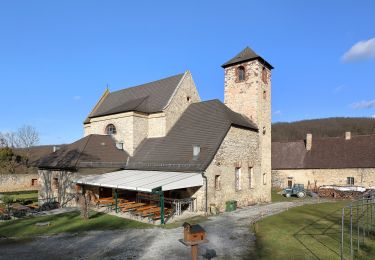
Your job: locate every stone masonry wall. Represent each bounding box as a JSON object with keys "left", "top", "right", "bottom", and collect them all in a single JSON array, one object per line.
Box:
[
  {"left": 192, "top": 126, "right": 269, "bottom": 212},
  {"left": 0, "top": 173, "right": 39, "bottom": 192},
  {"left": 148, "top": 113, "right": 166, "bottom": 138},
  {"left": 165, "top": 71, "right": 201, "bottom": 134},
  {"left": 38, "top": 169, "right": 78, "bottom": 207},
  {"left": 83, "top": 112, "right": 148, "bottom": 156},
  {"left": 223, "top": 60, "right": 272, "bottom": 204},
  {"left": 272, "top": 168, "right": 375, "bottom": 189}
]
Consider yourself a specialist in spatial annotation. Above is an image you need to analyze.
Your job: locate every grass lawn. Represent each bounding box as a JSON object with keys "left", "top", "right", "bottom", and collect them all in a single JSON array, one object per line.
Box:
[
  {"left": 251, "top": 201, "right": 375, "bottom": 259},
  {"left": 0, "top": 191, "right": 38, "bottom": 203},
  {"left": 0, "top": 210, "right": 152, "bottom": 238}
]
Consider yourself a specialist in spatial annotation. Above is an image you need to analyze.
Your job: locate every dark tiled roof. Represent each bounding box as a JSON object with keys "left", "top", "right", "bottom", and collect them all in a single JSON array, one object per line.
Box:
[
  {"left": 272, "top": 134, "right": 375, "bottom": 169},
  {"left": 38, "top": 135, "right": 129, "bottom": 170},
  {"left": 15, "top": 145, "right": 63, "bottom": 166},
  {"left": 272, "top": 141, "right": 306, "bottom": 169},
  {"left": 221, "top": 47, "right": 274, "bottom": 69},
  {"left": 127, "top": 99, "right": 258, "bottom": 172},
  {"left": 87, "top": 73, "right": 185, "bottom": 120}
]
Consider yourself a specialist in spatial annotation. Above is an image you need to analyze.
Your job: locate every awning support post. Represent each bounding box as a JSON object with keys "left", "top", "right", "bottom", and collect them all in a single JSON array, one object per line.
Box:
[
  {"left": 152, "top": 187, "right": 165, "bottom": 225},
  {"left": 115, "top": 189, "right": 118, "bottom": 213}
]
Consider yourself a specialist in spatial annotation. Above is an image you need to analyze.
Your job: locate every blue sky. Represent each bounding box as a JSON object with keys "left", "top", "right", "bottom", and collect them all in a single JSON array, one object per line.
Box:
[{"left": 1, "top": 1, "right": 375, "bottom": 145}]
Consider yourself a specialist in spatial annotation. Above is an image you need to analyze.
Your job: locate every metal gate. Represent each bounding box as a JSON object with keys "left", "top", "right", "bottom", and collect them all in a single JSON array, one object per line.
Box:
[{"left": 340, "top": 191, "right": 375, "bottom": 259}]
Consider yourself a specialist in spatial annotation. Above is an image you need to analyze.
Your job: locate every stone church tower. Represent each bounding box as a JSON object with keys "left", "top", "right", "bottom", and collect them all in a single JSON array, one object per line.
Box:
[{"left": 222, "top": 47, "right": 273, "bottom": 199}]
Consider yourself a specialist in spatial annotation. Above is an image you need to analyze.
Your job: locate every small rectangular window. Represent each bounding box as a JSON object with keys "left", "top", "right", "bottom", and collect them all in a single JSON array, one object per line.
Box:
[
  {"left": 215, "top": 175, "right": 221, "bottom": 190},
  {"left": 347, "top": 177, "right": 354, "bottom": 186},
  {"left": 248, "top": 167, "right": 254, "bottom": 189},
  {"left": 262, "top": 67, "right": 268, "bottom": 83},
  {"left": 263, "top": 173, "right": 267, "bottom": 185},
  {"left": 235, "top": 167, "right": 242, "bottom": 191},
  {"left": 53, "top": 178, "right": 59, "bottom": 189},
  {"left": 263, "top": 90, "right": 267, "bottom": 100},
  {"left": 31, "top": 179, "right": 38, "bottom": 186}
]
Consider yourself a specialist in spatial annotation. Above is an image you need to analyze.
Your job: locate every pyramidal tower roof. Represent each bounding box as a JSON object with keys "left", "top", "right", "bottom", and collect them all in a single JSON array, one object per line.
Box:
[{"left": 221, "top": 46, "right": 274, "bottom": 69}]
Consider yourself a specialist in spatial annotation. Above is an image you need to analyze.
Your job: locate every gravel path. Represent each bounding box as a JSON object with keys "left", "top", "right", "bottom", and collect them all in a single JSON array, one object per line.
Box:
[{"left": 0, "top": 200, "right": 322, "bottom": 260}]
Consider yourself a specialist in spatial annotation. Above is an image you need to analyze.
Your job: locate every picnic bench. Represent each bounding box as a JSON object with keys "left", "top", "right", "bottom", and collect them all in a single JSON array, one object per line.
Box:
[
  {"left": 149, "top": 208, "right": 173, "bottom": 221},
  {"left": 132, "top": 205, "right": 158, "bottom": 216},
  {"left": 121, "top": 203, "right": 146, "bottom": 212}
]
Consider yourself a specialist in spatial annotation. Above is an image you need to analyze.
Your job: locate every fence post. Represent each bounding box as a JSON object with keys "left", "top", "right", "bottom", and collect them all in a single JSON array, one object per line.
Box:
[
  {"left": 362, "top": 198, "right": 365, "bottom": 244},
  {"left": 341, "top": 207, "right": 345, "bottom": 260},
  {"left": 350, "top": 204, "right": 353, "bottom": 260},
  {"left": 357, "top": 200, "right": 360, "bottom": 253}
]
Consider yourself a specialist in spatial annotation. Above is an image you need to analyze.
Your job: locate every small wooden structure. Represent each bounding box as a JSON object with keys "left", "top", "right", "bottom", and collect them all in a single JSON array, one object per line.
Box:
[
  {"left": 180, "top": 222, "right": 208, "bottom": 260},
  {"left": 183, "top": 222, "right": 206, "bottom": 242}
]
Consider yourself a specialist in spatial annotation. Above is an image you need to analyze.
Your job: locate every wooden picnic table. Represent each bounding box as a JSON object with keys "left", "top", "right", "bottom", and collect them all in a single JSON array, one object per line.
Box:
[
  {"left": 133, "top": 205, "right": 157, "bottom": 216},
  {"left": 121, "top": 203, "right": 145, "bottom": 212},
  {"left": 118, "top": 201, "right": 135, "bottom": 207},
  {"left": 135, "top": 205, "right": 157, "bottom": 212},
  {"left": 97, "top": 198, "right": 114, "bottom": 203},
  {"left": 141, "top": 207, "right": 166, "bottom": 217},
  {"left": 149, "top": 209, "right": 172, "bottom": 220}
]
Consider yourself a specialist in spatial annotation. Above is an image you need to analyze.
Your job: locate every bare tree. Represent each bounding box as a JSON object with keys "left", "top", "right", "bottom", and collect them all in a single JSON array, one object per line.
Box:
[
  {"left": 0, "top": 132, "right": 20, "bottom": 148},
  {"left": 17, "top": 125, "right": 39, "bottom": 148},
  {"left": 0, "top": 125, "right": 39, "bottom": 172}
]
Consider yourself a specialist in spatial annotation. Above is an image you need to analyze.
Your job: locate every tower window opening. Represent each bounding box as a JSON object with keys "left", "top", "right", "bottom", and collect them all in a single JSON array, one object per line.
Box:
[
  {"left": 105, "top": 124, "right": 117, "bottom": 135},
  {"left": 262, "top": 67, "right": 268, "bottom": 83},
  {"left": 237, "top": 66, "right": 245, "bottom": 81}
]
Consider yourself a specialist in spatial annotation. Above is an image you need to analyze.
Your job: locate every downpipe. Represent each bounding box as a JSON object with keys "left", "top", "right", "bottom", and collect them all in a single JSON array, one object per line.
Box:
[{"left": 202, "top": 172, "right": 208, "bottom": 216}]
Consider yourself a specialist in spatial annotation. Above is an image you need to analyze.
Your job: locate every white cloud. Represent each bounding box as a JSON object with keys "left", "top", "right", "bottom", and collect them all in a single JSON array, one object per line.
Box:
[
  {"left": 342, "top": 38, "right": 375, "bottom": 62},
  {"left": 352, "top": 99, "right": 375, "bottom": 109},
  {"left": 372, "top": 115, "right": 375, "bottom": 118},
  {"left": 274, "top": 110, "right": 282, "bottom": 115},
  {"left": 333, "top": 85, "right": 345, "bottom": 94},
  {"left": 73, "top": 96, "right": 81, "bottom": 101}
]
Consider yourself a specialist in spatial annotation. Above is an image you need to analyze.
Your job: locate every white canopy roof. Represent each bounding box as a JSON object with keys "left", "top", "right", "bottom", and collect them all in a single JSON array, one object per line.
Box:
[{"left": 75, "top": 169, "right": 203, "bottom": 192}]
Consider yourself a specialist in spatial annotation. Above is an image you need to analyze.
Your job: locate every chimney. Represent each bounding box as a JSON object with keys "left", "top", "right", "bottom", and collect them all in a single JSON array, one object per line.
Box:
[
  {"left": 345, "top": 131, "right": 351, "bottom": 140},
  {"left": 306, "top": 133, "right": 312, "bottom": 151},
  {"left": 193, "top": 145, "right": 201, "bottom": 160}
]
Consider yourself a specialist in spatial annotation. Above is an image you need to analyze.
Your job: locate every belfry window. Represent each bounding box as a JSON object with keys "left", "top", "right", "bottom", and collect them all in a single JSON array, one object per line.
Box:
[
  {"left": 262, "top": 67, "right": 268, "bottom": 83},
  {"left": 105, "top": 124, "right": 117, "bottom": 135},
  {"left": 238, "top": 66, "right": 245, "bottom": 81}
]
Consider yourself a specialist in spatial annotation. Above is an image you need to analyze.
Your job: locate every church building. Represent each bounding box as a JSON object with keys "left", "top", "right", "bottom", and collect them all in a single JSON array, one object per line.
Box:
[{"left": 37, "top": 47, "right": 273, "bottom": 221}]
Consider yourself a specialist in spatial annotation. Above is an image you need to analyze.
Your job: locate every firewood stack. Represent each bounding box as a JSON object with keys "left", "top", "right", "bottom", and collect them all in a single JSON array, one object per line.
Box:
[{"left": 318, "top": 188, "right": 363, "bottom": 199}]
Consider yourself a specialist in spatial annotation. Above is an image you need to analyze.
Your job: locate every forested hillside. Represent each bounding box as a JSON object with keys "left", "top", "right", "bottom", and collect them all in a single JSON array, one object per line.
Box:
[{"left": 272, "top": 117, "right": 375, "bottom": 141}]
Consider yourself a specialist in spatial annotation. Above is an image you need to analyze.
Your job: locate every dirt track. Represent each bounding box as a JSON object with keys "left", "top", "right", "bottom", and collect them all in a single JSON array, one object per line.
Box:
[{"left": 0, "top": 201, "right": 319, "bottom": 260}]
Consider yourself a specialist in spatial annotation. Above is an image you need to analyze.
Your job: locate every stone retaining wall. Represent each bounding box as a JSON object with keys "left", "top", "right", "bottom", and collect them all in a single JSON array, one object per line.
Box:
[{"left": 0, "top": 173, "right": 39, "bottom": 192}]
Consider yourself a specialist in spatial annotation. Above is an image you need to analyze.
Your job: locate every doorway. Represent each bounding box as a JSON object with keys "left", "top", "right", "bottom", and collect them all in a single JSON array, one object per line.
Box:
[
  {"left": 99, "top": 187, "right": 112, "bottom": 198},
  {"left": 287, "top": 179, "right": 293, "bottom": 188}
]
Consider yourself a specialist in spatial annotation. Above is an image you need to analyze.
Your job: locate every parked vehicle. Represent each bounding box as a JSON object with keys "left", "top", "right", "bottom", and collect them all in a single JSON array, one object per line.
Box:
[{"left": 283, "top": 184, "right": 306, "bottom": 198}]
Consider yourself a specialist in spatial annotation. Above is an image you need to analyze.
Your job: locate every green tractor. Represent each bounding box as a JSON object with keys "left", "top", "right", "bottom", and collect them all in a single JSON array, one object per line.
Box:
[{"left": 283, "top": 184, "right": 306, "bottom": 198}]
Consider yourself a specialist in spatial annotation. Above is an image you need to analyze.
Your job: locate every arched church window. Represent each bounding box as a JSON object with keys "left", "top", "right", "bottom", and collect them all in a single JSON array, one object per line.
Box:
[
  {"left": 105, "top": 124, "right": 117, "bottom": 135},
  {"left": 238, "top": 66, "right": 245, "bottom": 81}
]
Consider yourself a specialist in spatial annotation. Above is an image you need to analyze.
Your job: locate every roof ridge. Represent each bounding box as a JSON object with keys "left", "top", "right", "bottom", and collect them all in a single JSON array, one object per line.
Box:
[
  {"left": 73, "top": 135, "right": 92, "bottom": 168},
  {"left": 162, "top": 71, "right": 190, "bottom": 110},
  {"left": 111, "top": 73, "right": 185, "bottom": 94}
]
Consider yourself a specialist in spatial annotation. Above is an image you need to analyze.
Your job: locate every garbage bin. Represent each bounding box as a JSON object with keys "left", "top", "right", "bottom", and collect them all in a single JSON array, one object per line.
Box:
[{"left": 225, "top": 200, "right": 237, "bottom": 212}]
